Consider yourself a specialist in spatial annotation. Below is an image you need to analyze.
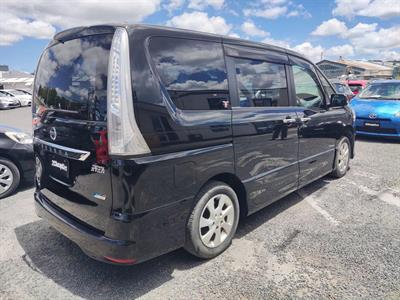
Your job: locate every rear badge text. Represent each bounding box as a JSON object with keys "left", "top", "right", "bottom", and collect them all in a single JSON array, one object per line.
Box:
[{"left": 91, "top": 164, "right": 105, "bottom": 174}]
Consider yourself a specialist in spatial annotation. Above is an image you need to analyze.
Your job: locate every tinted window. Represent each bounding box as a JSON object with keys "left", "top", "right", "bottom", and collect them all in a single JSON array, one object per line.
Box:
[
  {"left": 292, "top": 65, "right": 324, "bottom": 108},
  {"left": 233, "top": 58, "right": 288, "bottom": 107},
  {"left": 34, "top": 34, "right": 113, "bottom": 121},
  {"left": 349, "top": 84, "right": 362, "bottom": 93},
  {"left": 149, "top": 37, "right": 229, "bottom": 110},
  {"left": 317, "top": 70, "right": 334, "bottom": 98}
]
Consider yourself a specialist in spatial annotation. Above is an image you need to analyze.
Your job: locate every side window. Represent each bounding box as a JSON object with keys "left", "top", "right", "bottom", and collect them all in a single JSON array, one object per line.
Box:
[
  {"left": 233, "top": 58, "right": 288, "bottom": 107},
  {"left": 149, "top": 37, "right": 229, "bottom": 110},
  {"left": 317, "top": 69, "right": 335, "bottom": 98},
  {"left": 292, "top": 65, "right": 324, "bottom": 108}
]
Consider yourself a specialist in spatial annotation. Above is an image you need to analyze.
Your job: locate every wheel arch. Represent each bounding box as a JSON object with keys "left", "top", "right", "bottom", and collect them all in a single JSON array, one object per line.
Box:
[
  {"left": 341, "top": 125, "right": 355, "bottom": 158},
  {"left": 0, "top": 153, "right": 22, "bottom": 175},
  {"left": 205, "top": 173, "right": 248, "bottom": 218}
]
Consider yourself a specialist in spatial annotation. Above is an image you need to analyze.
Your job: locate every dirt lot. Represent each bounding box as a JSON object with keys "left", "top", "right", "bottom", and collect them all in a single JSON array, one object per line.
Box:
[{"left": 0, "top": 107, "right": 399, "bottom": 299}]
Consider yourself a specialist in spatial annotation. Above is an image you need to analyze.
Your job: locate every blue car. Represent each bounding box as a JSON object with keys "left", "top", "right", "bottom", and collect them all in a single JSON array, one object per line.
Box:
[{"left": 349, "top": 80, "right": 400, "bottom": 139}]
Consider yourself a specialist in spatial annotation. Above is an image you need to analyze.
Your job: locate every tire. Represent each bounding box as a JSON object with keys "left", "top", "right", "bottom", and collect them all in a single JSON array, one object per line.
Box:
[
  {"left": 184, "top": 181, "right": 240, "bottom": 259},
  {"left": 330, "top": 136, "right": 351, "bottom": 178},
  {"left": 0, "top": 158, "right": 20, "bottom": 199}
]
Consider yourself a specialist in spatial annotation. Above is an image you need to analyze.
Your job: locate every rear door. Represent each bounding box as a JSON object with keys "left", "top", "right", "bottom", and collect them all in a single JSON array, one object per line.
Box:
[
  {"left": 33, "top": 32, "right": 114, "bottom": 231},
  {"left": 224, "top": 44, "right": 299, "bottom": 214}
]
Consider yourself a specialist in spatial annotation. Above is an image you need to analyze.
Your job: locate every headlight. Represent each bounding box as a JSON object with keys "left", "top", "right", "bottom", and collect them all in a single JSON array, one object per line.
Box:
[
  {"left": 394, "top": 111, "right": 400, "bottom": 118},
  {"left": 5, "top": 132, "right": 33, "bottom": 144}
]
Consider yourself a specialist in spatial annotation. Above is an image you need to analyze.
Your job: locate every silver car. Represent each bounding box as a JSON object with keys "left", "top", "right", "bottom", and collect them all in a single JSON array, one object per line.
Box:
[
  {"left": 0, "top": 91, "right": 20, "bottom": 109},
  {"left": 1, "top": 89, "right": 32, "bottom": 106}
]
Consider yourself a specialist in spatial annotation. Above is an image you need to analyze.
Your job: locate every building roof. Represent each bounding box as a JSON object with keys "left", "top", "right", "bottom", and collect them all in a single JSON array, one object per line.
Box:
[
  {"left": 317, "top": 59, "right": 392, "bottom": 71},
  {"left": 339, "top": 59, "right": 392, "bottom": 71},
  {"left": 0, "top": 70, "right": 34, "bottom": 86}
]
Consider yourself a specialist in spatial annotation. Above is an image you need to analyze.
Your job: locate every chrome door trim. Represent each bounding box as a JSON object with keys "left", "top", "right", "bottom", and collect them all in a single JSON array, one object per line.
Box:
[{"left": 34, "top": 138, "right": 91, "bottom": 161}]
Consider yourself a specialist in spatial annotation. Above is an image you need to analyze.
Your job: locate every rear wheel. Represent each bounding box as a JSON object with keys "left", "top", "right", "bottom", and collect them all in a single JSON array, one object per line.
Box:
[
  {"left": 185, "top": 181, "right": 240, "bottom": 259},
  {"left": 0, "top": 158, "right": 20, "bottom": 199},
  {"left": 330, "top": 136, "right": 351, "bottom": 178}
]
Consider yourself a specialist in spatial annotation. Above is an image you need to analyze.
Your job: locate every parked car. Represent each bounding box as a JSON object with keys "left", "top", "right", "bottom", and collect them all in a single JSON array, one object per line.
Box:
[
  {"left": 331, "top": 80, "right": 354, "bottom": 101},
  {"left": 33, "top": 24, "right": 355, "bottom": 265},
  {"left": 349, "top": 80, "right": 400, "bottom": 138},
  {"left": 1, "top": 89, "right": 32, "bottom": 106},
  {"left": 0, "top": 91, "right": 20, "bottom": 109},
  {"left": 0, "top": 125, "right": 34, "bottom": 198},
  {"left": 347, "top": 80, "right": 368, "bottom": 96}
]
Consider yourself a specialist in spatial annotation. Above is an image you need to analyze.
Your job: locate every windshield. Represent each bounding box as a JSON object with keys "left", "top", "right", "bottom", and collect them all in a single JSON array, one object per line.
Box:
[
  {"left": 0, "top": 91, "right": 13, "bottom": 97},
  {"left": 9, "top": 90, "right": 25, "bottom": 95},
  {"left": 358, "top": 82, "right": 400, "bottom": 100}
]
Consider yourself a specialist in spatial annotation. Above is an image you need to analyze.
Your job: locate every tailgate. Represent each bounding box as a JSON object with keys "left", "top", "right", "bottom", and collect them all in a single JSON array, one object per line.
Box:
[{"left": 33, "top": 31, "right": 114, "bottom": 231}]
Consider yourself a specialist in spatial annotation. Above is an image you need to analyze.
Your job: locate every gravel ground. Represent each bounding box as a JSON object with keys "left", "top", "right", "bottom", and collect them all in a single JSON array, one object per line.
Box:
[{"left": 0, "top": 107, "right": 399, "bottom": 299}]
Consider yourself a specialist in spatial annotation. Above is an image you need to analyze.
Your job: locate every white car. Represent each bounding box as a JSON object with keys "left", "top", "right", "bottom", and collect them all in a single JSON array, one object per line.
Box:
[
  {"left": 1, "top": 89, "right": 32, "bottom": 106},
  {"left": 0, "top": 91, "right": 20, "bottom": 109}
]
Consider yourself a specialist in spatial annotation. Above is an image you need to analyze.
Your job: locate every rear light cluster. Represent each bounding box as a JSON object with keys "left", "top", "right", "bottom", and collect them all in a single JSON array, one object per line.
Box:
[{"left": 107, "top": 27, "right": 150, "bottom": 156}]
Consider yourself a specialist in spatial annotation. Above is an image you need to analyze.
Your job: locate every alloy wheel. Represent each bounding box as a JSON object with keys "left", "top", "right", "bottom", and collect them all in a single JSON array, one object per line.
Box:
[
  {"left": 0, "top": 163, "right": 14, "bottom": 195},
  {"left": 337, "top": 141, "right": 350, "bottom": 173}
]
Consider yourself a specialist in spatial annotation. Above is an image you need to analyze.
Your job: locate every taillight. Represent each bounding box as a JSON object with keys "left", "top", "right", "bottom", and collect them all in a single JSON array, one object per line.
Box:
[{"left": 107, "top": 27, "right": 150, "bottom": 156}]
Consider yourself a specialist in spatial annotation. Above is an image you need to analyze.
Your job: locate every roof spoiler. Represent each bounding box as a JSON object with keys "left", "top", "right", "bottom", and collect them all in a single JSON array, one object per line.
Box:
[{"left": 51, "top": 25, "right": 116, "bottom": 45}]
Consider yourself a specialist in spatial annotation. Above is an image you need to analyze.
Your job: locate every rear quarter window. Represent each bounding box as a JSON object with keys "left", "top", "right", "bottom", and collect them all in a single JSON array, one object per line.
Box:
[{"left": 149, "top": 37, "right": 229, "bottom": 110}]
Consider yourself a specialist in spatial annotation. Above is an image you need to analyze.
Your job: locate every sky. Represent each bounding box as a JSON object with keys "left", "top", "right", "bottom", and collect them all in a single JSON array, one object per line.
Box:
[{"left": 0, "top": 0, "right": 399, "bottom": 72}]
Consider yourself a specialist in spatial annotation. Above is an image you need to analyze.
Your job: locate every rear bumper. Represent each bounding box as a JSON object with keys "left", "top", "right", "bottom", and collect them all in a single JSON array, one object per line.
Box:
[{"left": 34, "top": 192, "right": 137, "bottom": 264}]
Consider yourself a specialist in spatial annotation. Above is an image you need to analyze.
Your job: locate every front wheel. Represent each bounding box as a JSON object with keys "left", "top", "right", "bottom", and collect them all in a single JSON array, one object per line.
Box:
[
  {"left": 330, "top": 136, "right": 351, "bottom": 178},
  {"left": 184, "top": 181, "right": 240, "bottom": 259},
  {"left": 0, "top": 158, "right": 20, "bottom": 199}
]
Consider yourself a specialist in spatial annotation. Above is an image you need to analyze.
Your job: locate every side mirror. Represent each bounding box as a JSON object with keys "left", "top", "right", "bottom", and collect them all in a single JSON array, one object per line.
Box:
[{"left": 330, "top": 94, "right": 348, "bottom": 107}]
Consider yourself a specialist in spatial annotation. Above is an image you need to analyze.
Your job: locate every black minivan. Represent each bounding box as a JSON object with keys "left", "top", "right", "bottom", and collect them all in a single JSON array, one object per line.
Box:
[{"left": 33, "top": 24, "right": 354, "bottom": 265}]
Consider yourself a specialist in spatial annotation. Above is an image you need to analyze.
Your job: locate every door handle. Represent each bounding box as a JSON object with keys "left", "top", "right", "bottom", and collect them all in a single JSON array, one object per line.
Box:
[
  {"left": 300, "top": 117, "right": 311, "bottom": 123},
  {"left": 282, "top": 118, "right": 297, "bottom": 124}
]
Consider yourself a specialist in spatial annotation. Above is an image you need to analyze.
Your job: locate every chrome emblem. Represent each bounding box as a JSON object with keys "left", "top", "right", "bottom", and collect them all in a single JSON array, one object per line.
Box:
[
  {"left": 49, "top": 127, "right": 57, "bottom": 141},
  {"left": 368, "top": 113, "right": 377, "bottom": 119}
]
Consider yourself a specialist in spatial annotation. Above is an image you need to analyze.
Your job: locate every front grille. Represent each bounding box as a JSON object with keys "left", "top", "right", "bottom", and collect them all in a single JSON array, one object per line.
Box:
[
  {"left": 356, "top": 126, "right": 398, "bottom": 134},
  {"left": 357, "top": 117, "right": 391, "bottom": 122}
]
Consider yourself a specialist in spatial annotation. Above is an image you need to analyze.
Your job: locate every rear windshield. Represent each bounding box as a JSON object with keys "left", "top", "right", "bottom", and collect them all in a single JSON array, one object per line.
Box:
[
  {"left": 34, "top": 34, "right": 113, "bottom": 121},
  {"left": 349, "top": 84, "right": 362, "bottom": 92}
]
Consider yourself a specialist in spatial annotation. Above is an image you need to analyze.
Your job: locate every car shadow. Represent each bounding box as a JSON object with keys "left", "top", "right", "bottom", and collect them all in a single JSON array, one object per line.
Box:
[
  {"left": 356, "top": 135, "right": 399, "bottom": 144},
  {"left": 15, "top": 177, "right": 331, "bottom": 299}
]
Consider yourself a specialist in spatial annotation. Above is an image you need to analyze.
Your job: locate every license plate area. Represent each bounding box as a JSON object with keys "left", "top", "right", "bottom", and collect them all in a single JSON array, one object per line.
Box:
[
  {"left": 48, "top": 154, "right": 70, "bottom": 181},
  {"left": 364, "top": 121, "right": 380, "bottom": 127}
]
